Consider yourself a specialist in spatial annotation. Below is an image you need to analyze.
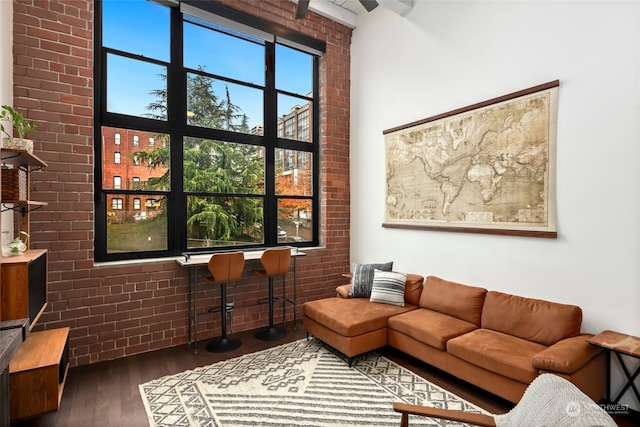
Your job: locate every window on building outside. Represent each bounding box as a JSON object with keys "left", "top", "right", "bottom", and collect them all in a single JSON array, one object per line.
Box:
[
  {"left": 95, "top": 0, "right": 323, "bottom": 261},
  {"left": 297, "top": 109, "right": 309, "bottom": 142},
  {"left": 114, "top": 151, "right": 121, "bottom": 164},
  {"left": 115, "top": 132, "right": 120, "bottom": 145},
  {"left": 114, "top": 176, "right": 121, "bottom": 190},
  {"left": 112, "top": 198, "right": 123, "bottom": 210}
]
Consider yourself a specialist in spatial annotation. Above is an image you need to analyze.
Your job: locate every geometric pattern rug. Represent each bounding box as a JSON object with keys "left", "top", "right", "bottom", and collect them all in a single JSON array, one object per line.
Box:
[{"left": 139, "top": 338, "right": 489, "bottom": 427}]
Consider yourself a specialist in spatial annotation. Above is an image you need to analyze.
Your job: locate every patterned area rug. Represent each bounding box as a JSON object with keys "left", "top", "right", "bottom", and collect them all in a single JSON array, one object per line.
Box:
[{"left": 139, "top": 339, "right": 488, "bottom": 426}]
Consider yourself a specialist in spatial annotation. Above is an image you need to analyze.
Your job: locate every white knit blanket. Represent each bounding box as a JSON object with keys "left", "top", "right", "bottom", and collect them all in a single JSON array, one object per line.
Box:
[{"left": 494, "top": 374, "right": 617, "bottom": 427}]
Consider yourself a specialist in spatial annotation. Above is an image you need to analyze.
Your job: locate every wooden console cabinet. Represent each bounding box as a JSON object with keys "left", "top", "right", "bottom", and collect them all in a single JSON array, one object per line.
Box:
[
  {"left": 0, "top": 249, "right": 47, "bottom": 331},
  {"left": 9, "top": 327, "right": 70, "bottom": 422}
]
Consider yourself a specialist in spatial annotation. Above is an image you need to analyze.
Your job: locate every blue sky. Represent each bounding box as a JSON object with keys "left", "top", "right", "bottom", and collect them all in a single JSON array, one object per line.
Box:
[{"left": 102, "top": 0, "right": 312, "bottom": 129}]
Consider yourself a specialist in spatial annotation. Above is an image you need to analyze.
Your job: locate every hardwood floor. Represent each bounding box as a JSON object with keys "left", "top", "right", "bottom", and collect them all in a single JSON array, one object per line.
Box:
[{"left": 11, "top": 321, "right": 639, "bottom": 426}]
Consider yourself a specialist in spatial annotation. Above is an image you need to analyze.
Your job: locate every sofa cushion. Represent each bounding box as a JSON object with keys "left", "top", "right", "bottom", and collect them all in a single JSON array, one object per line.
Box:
[
  {"left": 349, "top": 262, "right": 393, "bottom": 297},
  {"left": 447, "top": 329, "right": 546, "bottom": 384},
  {"left": 388, "top": 308, "right": 478, "bottom": 350},
  {"left": 370, "top": 270, "right": 407, "bottom": 306},
  {"left": 481, "top": 291, "right": 582, "bottom": 346},
  {"left": 419, "top": 276, "right": 487, "bottom": 326},
  {"left": 302, "top": 297, "right": 415, "bottom": 337},
  {"left": 403, "top": 274, "right": 424, "bottom": 306}
]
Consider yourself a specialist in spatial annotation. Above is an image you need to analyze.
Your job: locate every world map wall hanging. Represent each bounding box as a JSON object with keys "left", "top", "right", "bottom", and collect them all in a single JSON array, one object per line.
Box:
[{"left": 383, "top": 80, "right": 559, "bottom": 238}]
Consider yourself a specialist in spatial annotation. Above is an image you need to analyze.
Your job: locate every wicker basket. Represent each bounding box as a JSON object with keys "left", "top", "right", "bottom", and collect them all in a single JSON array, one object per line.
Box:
[{"left": 1, "top": 167, "right": 28, "bottom": 201}]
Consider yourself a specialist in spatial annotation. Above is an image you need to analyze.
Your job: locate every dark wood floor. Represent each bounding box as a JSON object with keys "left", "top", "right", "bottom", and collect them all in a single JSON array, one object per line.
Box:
[{"left": 12, "top": 321, "right": 639, "bottom": 426}]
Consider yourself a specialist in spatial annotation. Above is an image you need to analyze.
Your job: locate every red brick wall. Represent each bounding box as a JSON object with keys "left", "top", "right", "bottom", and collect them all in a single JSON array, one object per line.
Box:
[{"left": 12, "top": 0, "right": 351, "bottom": 367}]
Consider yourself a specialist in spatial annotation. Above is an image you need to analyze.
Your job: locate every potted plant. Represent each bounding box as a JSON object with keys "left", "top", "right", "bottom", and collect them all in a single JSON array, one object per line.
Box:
[{"left": 0, "top": 105, "right": 38, "bottom": 152}]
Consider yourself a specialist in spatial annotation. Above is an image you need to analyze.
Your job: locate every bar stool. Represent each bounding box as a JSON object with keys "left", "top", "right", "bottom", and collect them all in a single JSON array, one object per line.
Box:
[
  {"left": 253, "top": 247, "right": 291, "bottom": 341},
  {"left": 201, "top": 251, "right": 245, "bottom": 353}
]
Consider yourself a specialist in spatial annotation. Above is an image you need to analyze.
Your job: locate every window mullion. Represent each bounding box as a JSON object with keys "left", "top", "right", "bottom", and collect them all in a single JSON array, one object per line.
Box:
[
  {"left": 169, "top": 4, "right": 186, "bottom": 254},
  {"left": 264, "top": 42, "right": 277, "bottom": 245},
  {"left": 311, "top": 55, "right": 320, "bottom": 240}
]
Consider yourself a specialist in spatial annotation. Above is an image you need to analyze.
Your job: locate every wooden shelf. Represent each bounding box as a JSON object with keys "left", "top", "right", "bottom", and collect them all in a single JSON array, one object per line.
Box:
[
  {"left": 0, "top": 200, "right": 48, "bottom": 213},
  {"left": 0, "top": 249, "right": 47, "bottom": 265},
  {"left": 1, "top": 147, "right": 47, "bottom": 236},
  {"left": 1, "top": 200, "right": 47, "bottom": 206},
  {"left": 0, "top": 249, "right": 46, "bottom": 265},
  {"left": 0, "top": 148, "right": 47, "bottom": 169},
  {"left": 0, "top": 146, "right": 57, "bottom": 423},
  {"left": 9, "top": 327, "right": 70, "bottom": 422}
]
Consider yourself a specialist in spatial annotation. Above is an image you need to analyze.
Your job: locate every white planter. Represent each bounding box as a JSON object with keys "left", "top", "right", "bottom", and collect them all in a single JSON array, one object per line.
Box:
[{"left": 1, "top": 137, "right": 33, "bottom": 153}]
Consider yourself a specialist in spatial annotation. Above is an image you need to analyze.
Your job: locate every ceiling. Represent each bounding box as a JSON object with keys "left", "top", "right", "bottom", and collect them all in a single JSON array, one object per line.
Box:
[
  {"left": 324, "top": 0, "right": 369, "bottom": 15},
  {"left": 292, "top": 0, "right": 414, "bottom": 28}
]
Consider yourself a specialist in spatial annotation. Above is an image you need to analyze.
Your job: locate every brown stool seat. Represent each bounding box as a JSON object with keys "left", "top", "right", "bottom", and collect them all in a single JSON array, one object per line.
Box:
[
  {"left": 252, "top": 247, "right": 291, "bottom": 341},
  {"left": 201, "top": 251, "right": 245, "bottom": 353}
]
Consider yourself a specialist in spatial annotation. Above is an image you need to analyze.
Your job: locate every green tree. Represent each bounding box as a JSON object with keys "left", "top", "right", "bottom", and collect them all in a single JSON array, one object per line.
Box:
[
  {"left": 187, "top": 70, "right": 222, "bottom": 128},
  {"left": 183, "top": 137, "right": 264, "bottom": 245},
  {"left": 220, "top": 85, "right": 250, "bottom": 133},
  {"left": 135, "top": 69, "right": 264, "bottom": 246}
]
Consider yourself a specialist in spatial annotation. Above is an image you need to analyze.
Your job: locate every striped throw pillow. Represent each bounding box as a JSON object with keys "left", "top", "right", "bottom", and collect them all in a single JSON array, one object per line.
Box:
[{"left": 369, "top": 270, "right": 407, "bottom": 306}]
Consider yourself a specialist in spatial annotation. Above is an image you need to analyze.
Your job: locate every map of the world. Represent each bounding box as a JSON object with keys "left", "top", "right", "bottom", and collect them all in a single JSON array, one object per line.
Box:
[{"left": 384, "top": 83, "right": 558, "bottom": 236}]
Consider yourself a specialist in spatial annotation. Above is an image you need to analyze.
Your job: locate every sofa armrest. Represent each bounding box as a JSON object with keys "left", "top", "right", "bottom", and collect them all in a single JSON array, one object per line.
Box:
[
  {"left": 335, "top": 274, "right": 353, "bottom": 298},
  {"left": 532, "top": 333, "right": 604, "bottom": 374},
  {"left": 393, "top": 402, "right": 496, "bottom": 427},
  {"left": 336, "top": 284, "right": 351, "bottom": 298}
]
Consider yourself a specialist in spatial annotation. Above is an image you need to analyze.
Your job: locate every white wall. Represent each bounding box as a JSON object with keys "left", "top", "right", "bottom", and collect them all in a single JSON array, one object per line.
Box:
[
  {"left": 0, "top": 0, "right": 14, "bottom": 245},
  {"left": 350, "top": 0, "right": 640, "bottom": 409},
  {"left": 0, "top": 0, "right": 12, "bottom": 104}
]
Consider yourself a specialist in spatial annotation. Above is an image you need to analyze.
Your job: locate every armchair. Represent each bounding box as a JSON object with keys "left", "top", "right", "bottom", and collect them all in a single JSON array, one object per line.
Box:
[{"left": 393, "top": 374, "right": 616, "bottom": 427}]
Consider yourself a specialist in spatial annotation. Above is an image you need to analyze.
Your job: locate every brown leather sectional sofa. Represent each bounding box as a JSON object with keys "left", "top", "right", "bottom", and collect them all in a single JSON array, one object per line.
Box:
[{"left": 302, "top": 274, "right": 606, "bottom": 404}]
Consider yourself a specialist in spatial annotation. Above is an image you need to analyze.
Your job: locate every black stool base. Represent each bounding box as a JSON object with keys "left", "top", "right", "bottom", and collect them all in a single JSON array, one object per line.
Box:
[
  {"left": 205, "top": 337, "right": 242, "bottom": 353},
  {"left": 255, "top": 327, "right": 286, "bottom": 341}
]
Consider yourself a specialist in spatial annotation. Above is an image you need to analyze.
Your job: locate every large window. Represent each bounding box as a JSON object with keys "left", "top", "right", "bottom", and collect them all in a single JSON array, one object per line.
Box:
[{"left": 95, "top": 0, "right": 323, "bottom": 261}]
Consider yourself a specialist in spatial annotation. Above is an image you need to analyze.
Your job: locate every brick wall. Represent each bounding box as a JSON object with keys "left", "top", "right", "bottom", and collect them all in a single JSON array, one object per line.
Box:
[{"left": 12, "top": 0, "right": 351, "bottom": 367}]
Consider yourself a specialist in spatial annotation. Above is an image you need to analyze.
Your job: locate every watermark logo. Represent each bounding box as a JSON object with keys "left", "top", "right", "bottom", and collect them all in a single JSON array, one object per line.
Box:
[
  {"left": 599, "top": 403, "right": 630, "bottom": 415},
  {"left": 565, "top": 401, "right": 581, "bottom": 417},
  {"left": 565, "top": 401, "right": 630, "bottom": 416}
]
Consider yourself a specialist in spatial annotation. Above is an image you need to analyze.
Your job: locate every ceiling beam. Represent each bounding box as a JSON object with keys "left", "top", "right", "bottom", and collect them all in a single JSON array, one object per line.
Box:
[
  {"left": 378, "top": 0, "right": 414, "bottom": 17},
  {"left": 290, "top": 0, "right": 359, "bottom": 28},
  {"left": 289, "top": 0, "right": 413, "bottom": 28},
  {"left": 295, "top": 0, "right": 310, "bottom": 19},
  {"left": 359, "top": 0, "right": 379, "bottom": 13}
]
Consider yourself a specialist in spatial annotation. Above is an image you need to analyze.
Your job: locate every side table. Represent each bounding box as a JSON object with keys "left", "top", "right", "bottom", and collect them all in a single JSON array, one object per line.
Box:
[{"left": 588, "top": 330, "right": 640, "bottom": 405}]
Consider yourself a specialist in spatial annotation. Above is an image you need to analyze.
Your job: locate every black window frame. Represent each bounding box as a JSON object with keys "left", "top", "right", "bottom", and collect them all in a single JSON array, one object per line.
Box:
[{"left": 94, "top": 0, "right": 324, "bottom": 262}]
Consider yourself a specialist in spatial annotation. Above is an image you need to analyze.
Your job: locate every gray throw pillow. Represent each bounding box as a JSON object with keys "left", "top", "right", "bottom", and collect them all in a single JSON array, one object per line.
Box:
[{"left": 349, "top": 261, "right": 393, "bottom": 297}]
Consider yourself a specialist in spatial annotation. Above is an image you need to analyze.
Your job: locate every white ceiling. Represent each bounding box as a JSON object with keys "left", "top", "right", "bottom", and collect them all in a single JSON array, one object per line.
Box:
[{"left": 292, "top": 0, "right": 414, "bottom": 28}]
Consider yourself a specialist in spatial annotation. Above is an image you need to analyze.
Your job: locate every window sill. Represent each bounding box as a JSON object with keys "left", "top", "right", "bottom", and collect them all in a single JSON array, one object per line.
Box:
[{"left": 93, "top": 246, "right": 325, "bottom": 269}]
